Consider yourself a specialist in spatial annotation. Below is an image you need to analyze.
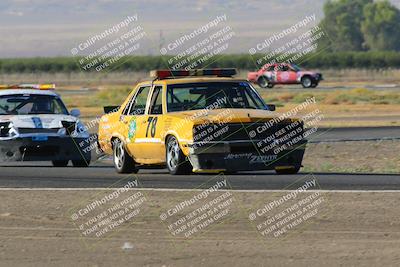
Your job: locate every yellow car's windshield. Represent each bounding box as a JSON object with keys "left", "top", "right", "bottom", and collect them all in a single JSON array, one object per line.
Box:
[{"left": 166, "top": 82, "right": 267, "bottom": 112}]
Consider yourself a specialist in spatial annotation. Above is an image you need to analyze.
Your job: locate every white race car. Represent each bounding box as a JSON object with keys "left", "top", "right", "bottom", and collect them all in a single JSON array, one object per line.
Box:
[{"left": 0, "top": 84, "right": 91, "bottom": 167}]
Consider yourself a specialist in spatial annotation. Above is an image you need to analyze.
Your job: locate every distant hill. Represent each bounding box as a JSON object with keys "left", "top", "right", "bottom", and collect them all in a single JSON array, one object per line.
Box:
[{"left": 0, "top": 0, "right": 399, "bottom": 57}]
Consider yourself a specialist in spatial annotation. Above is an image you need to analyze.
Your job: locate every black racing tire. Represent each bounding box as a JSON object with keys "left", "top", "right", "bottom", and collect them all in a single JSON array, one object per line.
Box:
[
  {"left": 267, "top": 83, "right": 275, "bottom": 88},
  {"left": 311, "top": 81, "right": 319, "bottom": 88},
  {"left": 275, "top": 166, "right": 301, "bottom": 175},
  {"left": 72, "top": 160, "right": 90, "bottom": 167},
  {"left": 166, "top": 135, "right": 192, "bottom": 175},
  {"left": 301, "top": 76, "right": 313, "bottom": 88},
  {"left": 112, "top": 138, "right": 138, "bottom": 174},
  {"left": 52, "top": 160, "right": 69, "bottom": 167},
  {"left": 257, "top": 76, "right": 270, "bottom": 88}
]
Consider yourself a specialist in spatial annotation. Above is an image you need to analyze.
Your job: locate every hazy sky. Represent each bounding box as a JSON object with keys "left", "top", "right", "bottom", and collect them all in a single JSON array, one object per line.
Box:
[{"left": 0, "top": 0, "right": 399, "bottom": 57}]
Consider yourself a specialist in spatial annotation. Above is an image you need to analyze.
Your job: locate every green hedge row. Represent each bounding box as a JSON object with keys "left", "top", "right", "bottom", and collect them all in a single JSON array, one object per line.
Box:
[{"left": 0, "top": 52, "right": 400, "bottom": 73}]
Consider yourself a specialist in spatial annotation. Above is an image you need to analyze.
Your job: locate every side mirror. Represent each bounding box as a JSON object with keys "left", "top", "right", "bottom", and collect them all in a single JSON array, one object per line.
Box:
[
  {"left": 104, "top": 106, "right": 120, "bottom": 114},
  {"left": 70, "top": 109, "right": 81, "bottom": 117},
  {"left": 266, "top": 104, "right": 276, "bottom": 111}
]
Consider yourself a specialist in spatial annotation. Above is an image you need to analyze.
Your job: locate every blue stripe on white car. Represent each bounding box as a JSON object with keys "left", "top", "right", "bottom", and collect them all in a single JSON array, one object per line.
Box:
[{"left": 31, "top": 117, "right": 43, "bottom": 128}]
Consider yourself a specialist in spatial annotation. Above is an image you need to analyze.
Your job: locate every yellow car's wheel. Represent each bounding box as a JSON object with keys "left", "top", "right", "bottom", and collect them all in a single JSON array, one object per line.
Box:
[
  {"left": 166, "top": 136, "right": 192, "bottom": 175},
  {"left": 275, "top": 166, "right": 300, "bottom": 175},
  {"left": 113, "top": 138, "right": 138, "bottom": 174}
]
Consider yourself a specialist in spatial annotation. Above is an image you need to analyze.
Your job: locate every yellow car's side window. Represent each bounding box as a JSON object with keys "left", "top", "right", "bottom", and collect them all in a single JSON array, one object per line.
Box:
[
  {"left": 149, "top": 86, "right": 163, "bottom": 115},
  {"left": 128, "top": 86, "right": 151, "bottom": 115},
  {"left": 141, "top": 85, "right": 164, "bottom": 139}
]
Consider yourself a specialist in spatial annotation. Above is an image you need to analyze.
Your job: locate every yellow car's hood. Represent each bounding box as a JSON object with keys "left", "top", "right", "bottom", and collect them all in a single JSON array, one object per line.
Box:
[{"left": 168, "top": 108, "right": 297, "bottom": 124}]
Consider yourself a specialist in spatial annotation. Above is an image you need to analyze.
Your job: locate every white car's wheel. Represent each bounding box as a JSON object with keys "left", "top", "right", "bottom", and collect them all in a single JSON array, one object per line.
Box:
[
  {"left": 72, "top": 160, "right": 90, "bottom": 167},
  {"left": 52, "top": 160, "right": 69, "bottom": 167}
]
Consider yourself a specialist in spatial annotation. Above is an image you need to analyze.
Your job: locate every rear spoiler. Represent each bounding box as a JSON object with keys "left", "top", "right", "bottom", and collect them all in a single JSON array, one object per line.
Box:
[{"left": 103, "top": 106, "right": 120, "bottom": 114}]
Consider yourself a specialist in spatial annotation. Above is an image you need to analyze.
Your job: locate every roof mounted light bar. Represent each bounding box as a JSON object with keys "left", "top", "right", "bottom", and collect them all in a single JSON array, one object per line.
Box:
[
  {"left": 0, "top": 84, "right": 56, "bottom": 90},
  {"left": 150, "top": 68, "right": 237, "bottom": 80}
]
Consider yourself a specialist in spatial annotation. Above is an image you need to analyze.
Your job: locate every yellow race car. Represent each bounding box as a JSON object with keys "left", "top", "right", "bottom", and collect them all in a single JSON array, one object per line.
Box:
[{"left": 98, "top": 69, "right": 307, "bottom": 175}]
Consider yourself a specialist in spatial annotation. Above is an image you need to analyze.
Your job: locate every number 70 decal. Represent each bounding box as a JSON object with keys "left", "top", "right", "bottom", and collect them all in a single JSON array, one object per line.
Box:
[{"left": 146, "top": 116, "right": 158, "bottom": 137}]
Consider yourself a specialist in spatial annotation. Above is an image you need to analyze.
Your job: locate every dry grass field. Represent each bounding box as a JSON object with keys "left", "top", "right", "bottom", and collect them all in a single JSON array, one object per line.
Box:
[{"left": 1, "top": 69, "right": 399, "bottom": 127}]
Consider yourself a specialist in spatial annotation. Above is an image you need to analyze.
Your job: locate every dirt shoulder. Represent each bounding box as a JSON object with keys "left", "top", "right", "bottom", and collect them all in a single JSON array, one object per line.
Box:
[
  {"left": 303, "top": 140, "right": 400, "bottom": 174},
  {"left": 0, "top": 190, "right": 399, "bottom": 266}
]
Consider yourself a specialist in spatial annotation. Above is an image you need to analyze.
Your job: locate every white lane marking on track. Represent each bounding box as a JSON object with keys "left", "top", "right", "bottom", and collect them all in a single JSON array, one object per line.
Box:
[{"left": 0, "top": 188, "right": 399, "bottom": 193}]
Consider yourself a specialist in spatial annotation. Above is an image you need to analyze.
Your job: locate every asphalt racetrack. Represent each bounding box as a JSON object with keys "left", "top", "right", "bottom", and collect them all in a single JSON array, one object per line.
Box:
[
  {"left": 0, "top": 126, "right": 399, "bottom": 190},
  {"left": 0, "top": 163, "right": 399, "bottom": 190}
]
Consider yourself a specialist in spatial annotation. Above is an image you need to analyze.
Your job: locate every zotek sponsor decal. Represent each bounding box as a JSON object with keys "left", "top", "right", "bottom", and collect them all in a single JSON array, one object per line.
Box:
[{"left": 224, "top": 153, "right": 277, "bottom": 164}]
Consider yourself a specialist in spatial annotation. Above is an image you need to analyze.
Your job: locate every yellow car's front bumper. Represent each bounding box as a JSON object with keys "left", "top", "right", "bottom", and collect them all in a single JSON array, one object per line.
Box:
[{"left": 188, "top": 140, "right": 307, "bottom": 172}]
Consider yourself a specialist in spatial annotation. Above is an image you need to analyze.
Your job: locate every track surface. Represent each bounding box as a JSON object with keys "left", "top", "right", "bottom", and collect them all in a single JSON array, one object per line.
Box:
[
  {"left": 0, "top": 163, "right": 399, "bottom": 190},
  {"left": 263, "top": 84, "right": 400, "bottom": 92},
  {"left": 0, "top": 126, "right": 399, "bottom": 190}
]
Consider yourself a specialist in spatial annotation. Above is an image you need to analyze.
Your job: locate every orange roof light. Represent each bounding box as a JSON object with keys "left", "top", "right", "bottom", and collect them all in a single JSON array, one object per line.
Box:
[
  {"left": 0, "top": 84, "right": 56, "bottom": 90},
  {"left": 150, "top": 69, "right": 237, "bottom": 80}
]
